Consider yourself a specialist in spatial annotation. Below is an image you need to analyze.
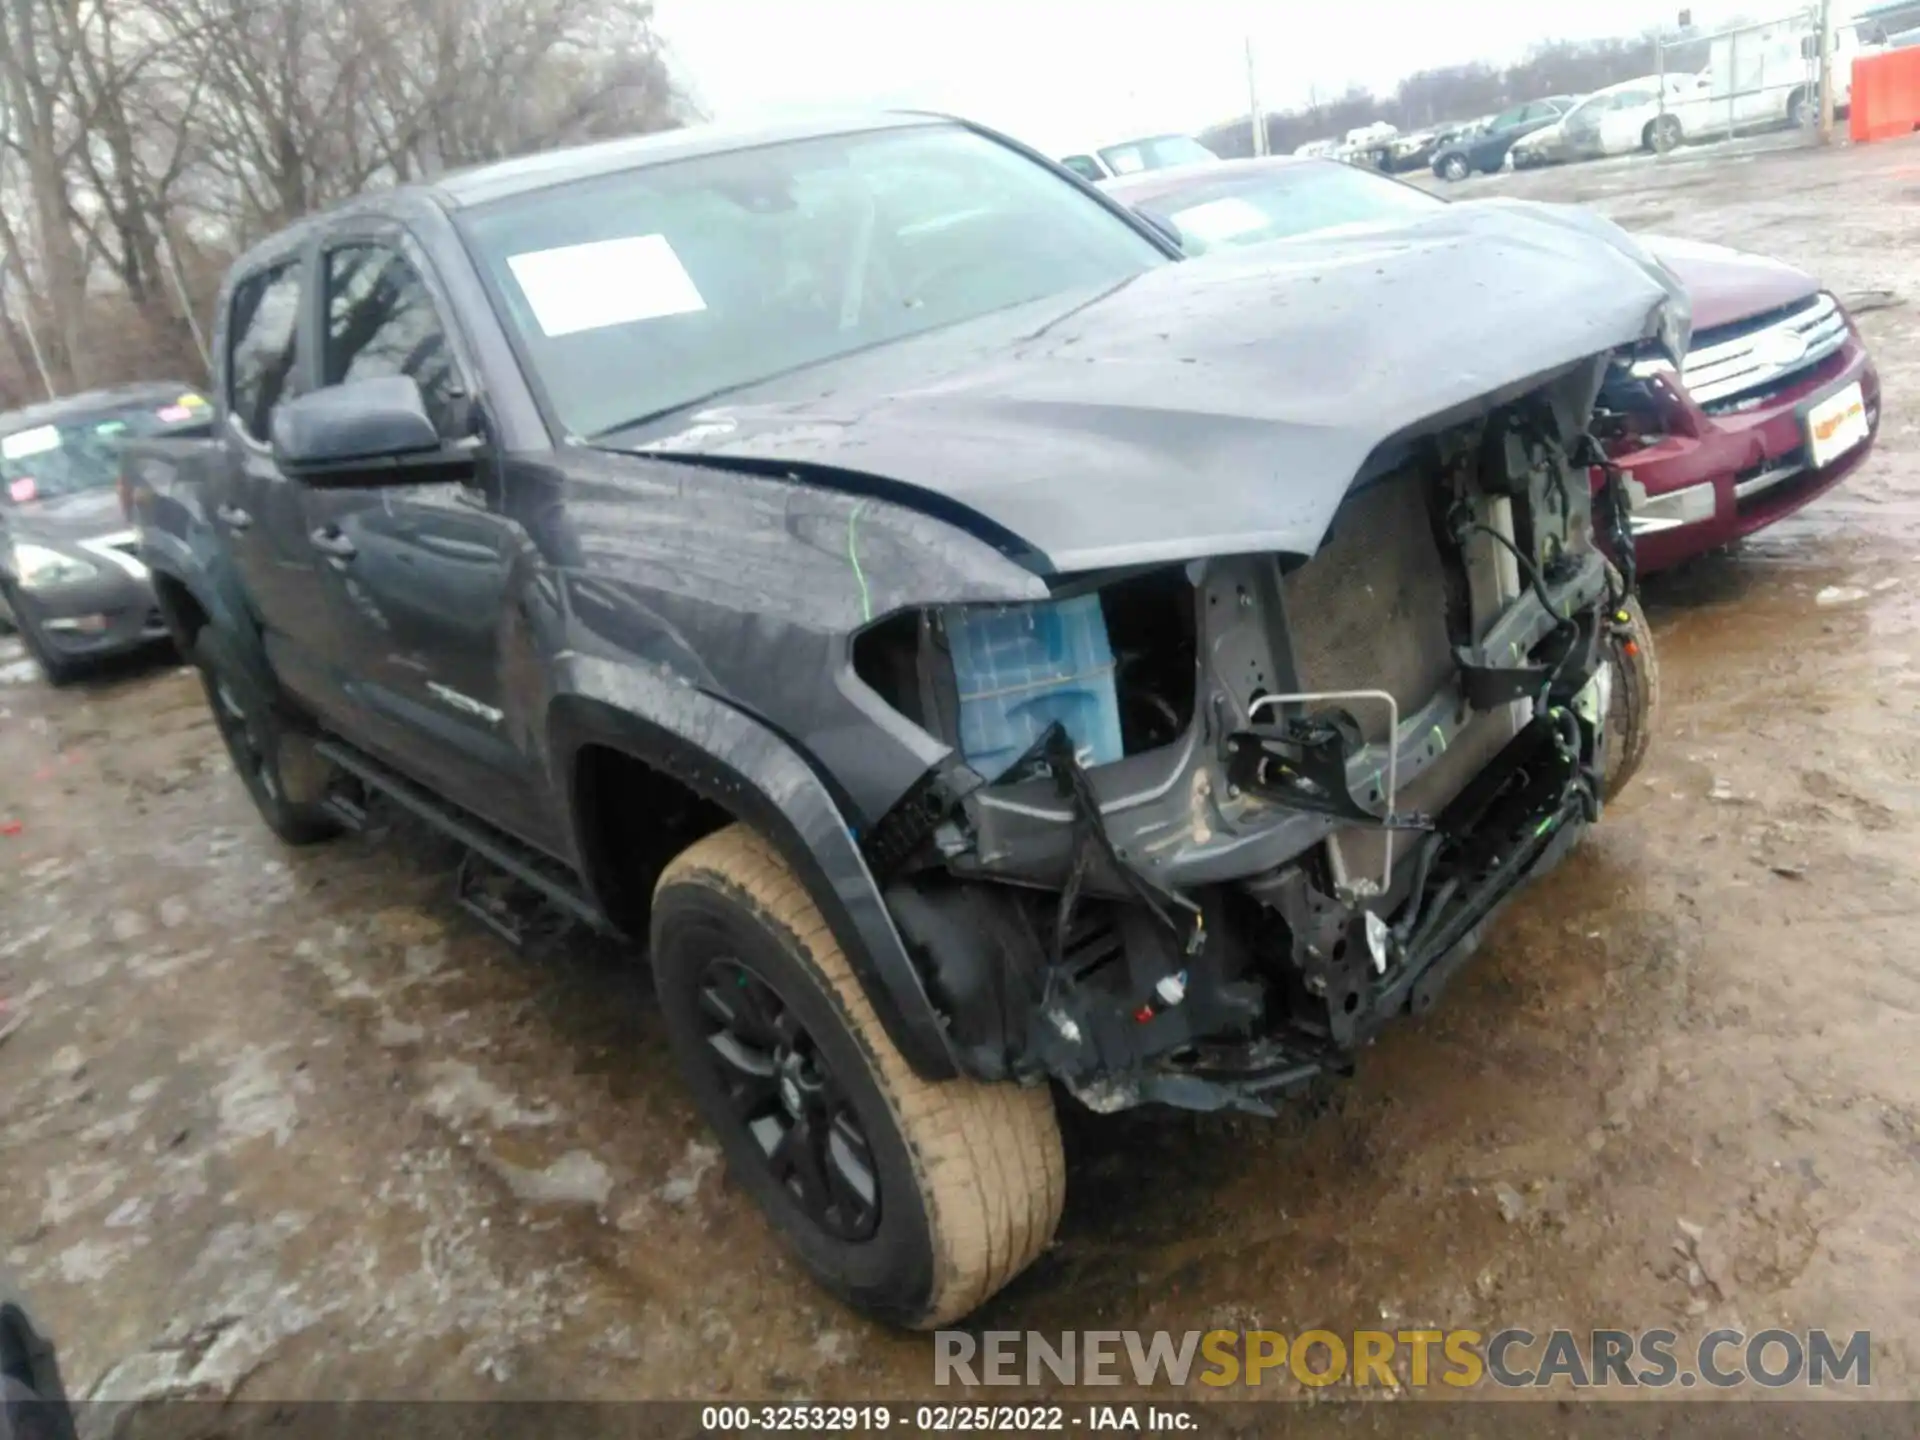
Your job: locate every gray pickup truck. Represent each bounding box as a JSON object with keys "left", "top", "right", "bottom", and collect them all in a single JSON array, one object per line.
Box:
[{"left": 124, "top": 112, "right": 1670, "bottom": 1327}]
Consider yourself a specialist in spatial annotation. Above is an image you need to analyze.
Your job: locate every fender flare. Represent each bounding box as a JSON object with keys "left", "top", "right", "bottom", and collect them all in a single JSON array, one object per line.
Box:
[
  {"left": 142, "top": 503, "right": 284, "bottom": 683},
  {"left": 141, "top": 532, "right": 277, "bottom": 698},
  {"left": 549, "top": 654, "right": 961, "bottom": 1081}
]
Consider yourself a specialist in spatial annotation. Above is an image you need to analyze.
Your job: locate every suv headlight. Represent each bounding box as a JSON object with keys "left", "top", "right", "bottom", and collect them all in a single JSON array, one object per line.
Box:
[{"left": 10, "top": 541, "right": 98, "bottom": 590}]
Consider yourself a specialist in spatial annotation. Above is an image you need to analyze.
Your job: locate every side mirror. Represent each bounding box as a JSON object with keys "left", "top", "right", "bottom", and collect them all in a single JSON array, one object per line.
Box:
[{"left": 270, "top": 375, "right": 448, "bottom": 485}]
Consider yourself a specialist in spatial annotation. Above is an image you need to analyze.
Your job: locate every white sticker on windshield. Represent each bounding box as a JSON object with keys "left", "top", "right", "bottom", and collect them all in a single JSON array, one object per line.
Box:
[
  {"left": 507, "top": 234, "right": 706, "bottom": 338},
  {"left": 1169, "top": 196, "right": 1270, "bottom": 243},
  {"left": 1, "top": 424, "right": 60, "bottom": 461}
]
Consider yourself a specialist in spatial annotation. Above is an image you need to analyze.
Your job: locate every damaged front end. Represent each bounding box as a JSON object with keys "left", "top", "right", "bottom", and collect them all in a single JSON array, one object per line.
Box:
[{"left": 853, "top": 375, "right": 1637, "bottom": 1116}]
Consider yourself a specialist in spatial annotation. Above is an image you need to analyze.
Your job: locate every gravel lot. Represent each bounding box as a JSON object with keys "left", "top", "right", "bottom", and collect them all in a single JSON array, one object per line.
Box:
[{"left": 3, "top": 132, "right": 1918, "bottom": 1411}]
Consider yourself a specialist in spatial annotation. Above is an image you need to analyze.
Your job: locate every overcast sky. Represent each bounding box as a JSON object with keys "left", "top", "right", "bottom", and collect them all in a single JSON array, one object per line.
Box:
[{"left": 650, "top": 0, "right": 1757, "bottom": 152}]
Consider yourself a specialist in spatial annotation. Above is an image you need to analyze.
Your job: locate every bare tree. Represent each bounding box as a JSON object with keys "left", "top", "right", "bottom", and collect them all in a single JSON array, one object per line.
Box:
[
  {"left": 0, "top": 0, "right": 684, "bottom": 399},
  {"left": 0, "top": 0, "right": 92, "bottom": 388}
]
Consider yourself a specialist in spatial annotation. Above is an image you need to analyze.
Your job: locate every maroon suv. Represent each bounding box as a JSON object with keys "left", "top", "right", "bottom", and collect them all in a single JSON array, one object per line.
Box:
[
  {"left": 1100, "top": 159, "right": 1881, "bottom": 574},
  {"left": 1604, "top": 237, "right": 1880, "bottom": 572}
]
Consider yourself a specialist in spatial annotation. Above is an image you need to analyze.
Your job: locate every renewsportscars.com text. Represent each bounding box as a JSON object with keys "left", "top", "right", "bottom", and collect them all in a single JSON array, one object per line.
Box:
[{"left": 935, "top": 1328, "right": 1872, "bottom": 1390}]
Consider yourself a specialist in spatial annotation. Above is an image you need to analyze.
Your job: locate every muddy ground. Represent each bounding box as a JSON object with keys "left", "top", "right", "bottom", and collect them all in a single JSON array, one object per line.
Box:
[{"left": 2, "top": 134, "right": 1918, "bottom": 1411}]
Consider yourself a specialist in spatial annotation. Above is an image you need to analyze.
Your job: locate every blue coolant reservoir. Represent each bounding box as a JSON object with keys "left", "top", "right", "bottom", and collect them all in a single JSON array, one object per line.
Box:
[{"left": 944, "top": 594, "right": 1124, "bottom": 779}]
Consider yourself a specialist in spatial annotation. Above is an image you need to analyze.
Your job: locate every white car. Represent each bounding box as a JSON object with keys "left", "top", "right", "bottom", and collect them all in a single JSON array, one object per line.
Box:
[
  {"left": 1556, "top": 74, "right": 1709, "bottom": 160},
  {"left": 1509, "top": 117, "right": 1569, "bottom": 168},
  {"left": 1057, "top": 134, "right": 1219, "bottom": 182}
]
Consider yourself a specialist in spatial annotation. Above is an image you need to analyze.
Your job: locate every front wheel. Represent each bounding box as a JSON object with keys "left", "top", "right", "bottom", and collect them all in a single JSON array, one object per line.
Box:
[
  {"left": 1438, "top": 153, "right": 1469, "bottom": 182},
  {"left": 652, "top": 825, "right": 1065, "bottom": 1328},
  {"left": 192, "top": 627, "right": 340, "bottom": 845}
]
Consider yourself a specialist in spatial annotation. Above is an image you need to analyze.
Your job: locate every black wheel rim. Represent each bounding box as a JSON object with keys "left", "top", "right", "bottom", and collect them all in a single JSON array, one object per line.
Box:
[
  {"left": 210, "top": 676, "right": 280, "bottom": 802},
  {"left": 696, "top": 958, "right": 881, "bottom": 1241}
]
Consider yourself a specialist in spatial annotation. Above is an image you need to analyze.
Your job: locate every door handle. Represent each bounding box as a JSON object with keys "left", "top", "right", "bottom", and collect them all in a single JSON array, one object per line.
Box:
[
  {"left": 216, "top": 503, "right": 252, "bottom": 530},
  {"left": 309, "top": 525, "right": 357, "bottom": 561}
]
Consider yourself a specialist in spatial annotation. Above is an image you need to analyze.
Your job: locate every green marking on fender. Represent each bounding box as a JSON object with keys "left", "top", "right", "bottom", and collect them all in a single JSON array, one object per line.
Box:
[{"left": 847, "top": 500, "right": 873, "bottom": 622}]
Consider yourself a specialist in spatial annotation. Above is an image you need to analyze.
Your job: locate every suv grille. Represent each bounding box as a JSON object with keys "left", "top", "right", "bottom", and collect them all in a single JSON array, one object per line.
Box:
[{"left": 1682, "top": 293, "right": 1847, "bottom": 412}]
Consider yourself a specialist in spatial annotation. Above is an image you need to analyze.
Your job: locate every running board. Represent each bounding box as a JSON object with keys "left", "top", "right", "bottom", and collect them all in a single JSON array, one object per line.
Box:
[{"left": 313, "top": 737, "right": 609, "bottom": 933}]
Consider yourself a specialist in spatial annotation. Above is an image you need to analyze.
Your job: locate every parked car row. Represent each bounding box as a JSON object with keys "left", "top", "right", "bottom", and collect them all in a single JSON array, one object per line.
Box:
[
  {"left": 1, "top": 110, "right": 1881, "bottom": 1339},
  {"left": 1285, "top": 15, "right": 1891, "bottom": 184},
  {"left": 1514, "top": 16, "right": 1889, "bottom": 170}
]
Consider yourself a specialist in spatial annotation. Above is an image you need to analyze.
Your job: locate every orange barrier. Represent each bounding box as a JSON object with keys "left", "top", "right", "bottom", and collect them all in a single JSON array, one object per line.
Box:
[{"left": 1849, "top": 48, "right": 1920, "bottom": 143}]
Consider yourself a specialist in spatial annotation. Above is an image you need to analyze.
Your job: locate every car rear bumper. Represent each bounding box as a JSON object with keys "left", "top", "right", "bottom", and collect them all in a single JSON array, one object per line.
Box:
[{"left": 1605, "top": 330, "right": 1880, "bottom": 573}]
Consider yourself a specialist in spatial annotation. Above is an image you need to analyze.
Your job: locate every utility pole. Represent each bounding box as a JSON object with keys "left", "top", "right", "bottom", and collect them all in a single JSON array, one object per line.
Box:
[
  {"left": 157, "top": 225, "right": 211, "bottom": 377},
  {"left": 1818, "top": 0, "right": 1837, "bottom": 143},
  {"left": 9, "top": 279, "right": 57, "bottom": 400},
  {"left": 1245, "top": 36, "right": 1268, "bottom": 156},
  {"left": 1655, "top": 31, "right": 1668, "bottom": 155}
]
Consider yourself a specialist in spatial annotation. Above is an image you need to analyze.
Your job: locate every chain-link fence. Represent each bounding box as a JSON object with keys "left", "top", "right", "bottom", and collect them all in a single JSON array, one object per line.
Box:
[{"left": 1653, "top": 8, "right": 1876, "bottom": 148}]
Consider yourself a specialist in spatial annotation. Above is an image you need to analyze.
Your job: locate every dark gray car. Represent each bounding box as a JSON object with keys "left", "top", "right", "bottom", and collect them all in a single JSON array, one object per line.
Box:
[
  {"left": 123, "top": 112, "right": 1682, "bottom": 1328},
  {"left": 0, "top": 384, "right": 213, "bottom": 682},
  {"left": 1430, "top": 96, "right": 1578, "bottom": 180}
]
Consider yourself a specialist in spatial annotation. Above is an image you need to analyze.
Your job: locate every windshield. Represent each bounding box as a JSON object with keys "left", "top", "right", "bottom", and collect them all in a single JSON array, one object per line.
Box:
[
  {"left": 459, "top": 123, "right": 1169, "bottom": 439},
  {"left": 1095, "top": 134, "right": 1218, "bottom": 176},
  {"left": 1565, "top": 96, "right": 1605, "bottom": 127},
  {"left": 0, "top": 394, "right": 209, "bottom": 505},
  {"left": 1128, "top": 162, "right": 1444, "bottom": 257}
]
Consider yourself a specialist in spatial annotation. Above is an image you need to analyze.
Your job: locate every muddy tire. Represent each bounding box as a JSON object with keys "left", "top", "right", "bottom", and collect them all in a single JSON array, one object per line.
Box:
[
  {"left": 191, "top": 627, "right": 339, "bottom": 845},
  {"left": 1, "top": 1275, "right": 78, "bottom": 1440},
  {"left": 651, "top": 825, "right": 1065, "bottom": 1328},
  {"left": 1603, "top": 589, "right": 1660, "bottom": 802}
]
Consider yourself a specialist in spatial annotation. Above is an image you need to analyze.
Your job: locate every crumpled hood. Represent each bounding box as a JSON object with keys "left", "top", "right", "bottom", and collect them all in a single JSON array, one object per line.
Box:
[
  {"left": 612, "top": 201, "right": 1689, "bottom": 574},
  {"left": 1636, "top": 234, "right": 1819, "bottom": 332},
  {"left": 1, "top": 488, "right": 127, "bottom": 549}
]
